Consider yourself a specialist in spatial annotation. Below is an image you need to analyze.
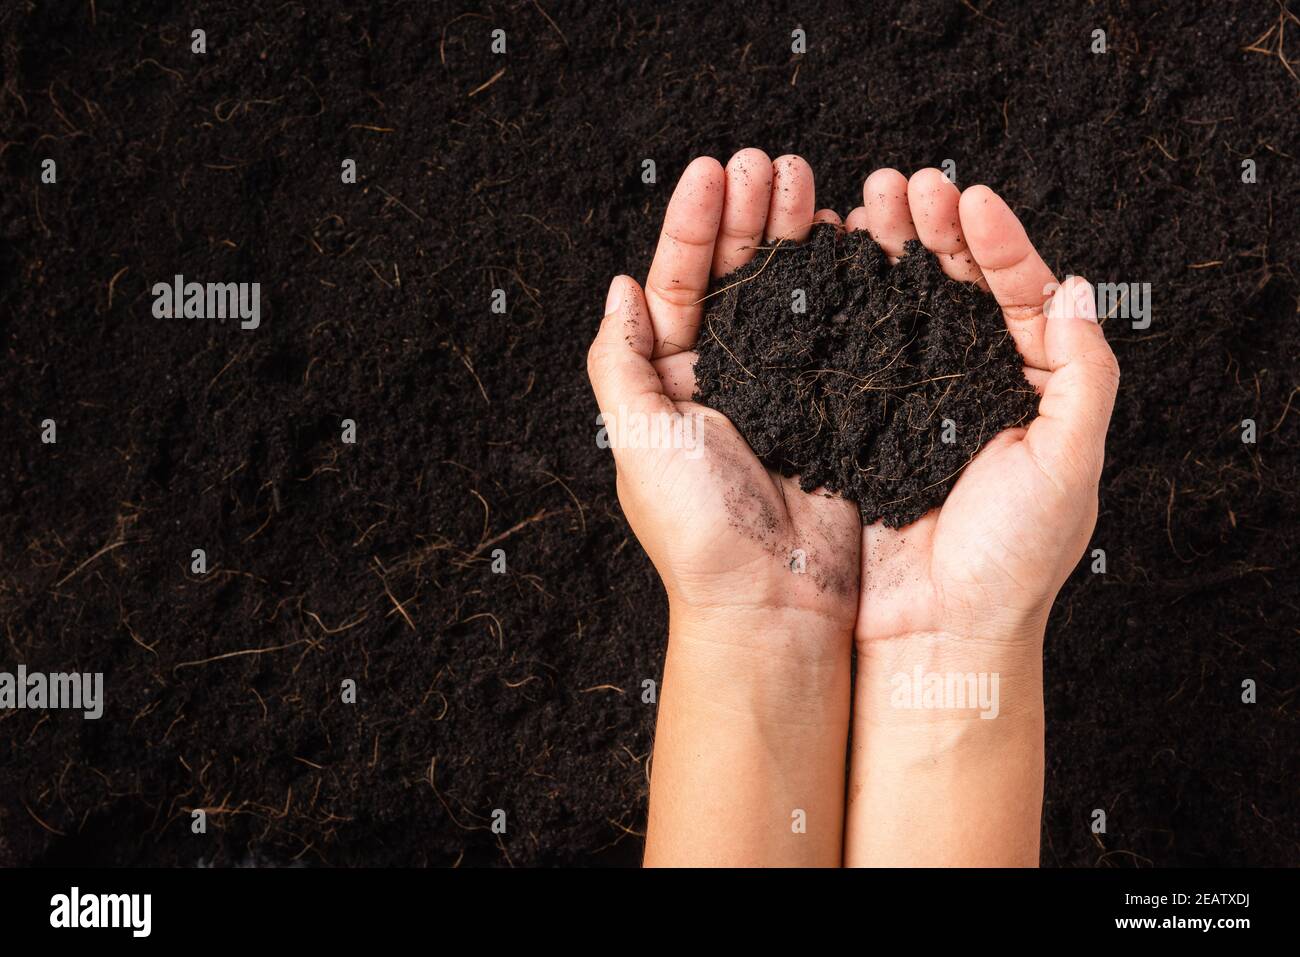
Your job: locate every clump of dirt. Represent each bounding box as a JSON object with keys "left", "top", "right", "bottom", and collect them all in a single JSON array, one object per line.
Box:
[{"left": 694, "top": 225, "right": 1036, "bottom": 527}]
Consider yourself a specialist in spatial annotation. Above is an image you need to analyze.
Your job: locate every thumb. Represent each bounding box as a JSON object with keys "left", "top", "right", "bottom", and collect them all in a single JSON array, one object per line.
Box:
[
  {"left": 1023, "top": 276, "right": 1121, "bottom": 488},
  {"left": 586, "top": 275, "right": 675, "bottom": 447}
]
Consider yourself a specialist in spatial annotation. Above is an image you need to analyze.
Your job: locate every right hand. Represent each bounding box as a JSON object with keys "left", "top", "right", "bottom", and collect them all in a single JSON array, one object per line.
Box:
[{"left": 844, "top": 168, "right": 1121, "bottom": 654}]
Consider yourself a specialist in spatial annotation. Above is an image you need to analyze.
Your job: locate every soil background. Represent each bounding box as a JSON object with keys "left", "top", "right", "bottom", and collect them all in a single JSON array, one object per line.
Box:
[{"left": 0, "top": 0, "right": 1296, "bottom": 867}]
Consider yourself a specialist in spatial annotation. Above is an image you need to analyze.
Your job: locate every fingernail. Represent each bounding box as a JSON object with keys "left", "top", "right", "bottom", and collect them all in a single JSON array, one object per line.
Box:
[
  {"left": 1073, "top": 282, "right": 1097, "bottom": 323},
  {"left": 605, "top": 276, "right": 624, "bottom": 314}
]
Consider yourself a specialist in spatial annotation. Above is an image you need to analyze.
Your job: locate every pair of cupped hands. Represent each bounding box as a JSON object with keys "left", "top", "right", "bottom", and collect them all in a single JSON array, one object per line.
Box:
[
  {"left": 586, "top": 151, "right": 1120, "bottom": 866},
  {"left": 589, "top": 151, "right": 1118, "bottom": 649}
]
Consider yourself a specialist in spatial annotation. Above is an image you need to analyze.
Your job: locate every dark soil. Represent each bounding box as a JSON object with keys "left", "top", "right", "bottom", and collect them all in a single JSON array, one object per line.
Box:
[
  {"left": 0, "top": 1, "right": 1296, "bottom": 867},
  {"left": 695, "top": 227, "right": 1036, "bottom": 528}
]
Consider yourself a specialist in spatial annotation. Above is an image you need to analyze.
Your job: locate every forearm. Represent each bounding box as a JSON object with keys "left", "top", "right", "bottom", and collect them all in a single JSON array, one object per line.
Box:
[
  {"left": 643, "top": 605, "right": 853, "bottom": 867},
  {"left": 844, "top": 630, "right": 1045, "bottom": 867}
]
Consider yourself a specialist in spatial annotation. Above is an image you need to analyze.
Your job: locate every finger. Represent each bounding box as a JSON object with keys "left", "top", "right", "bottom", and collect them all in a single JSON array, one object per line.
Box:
[
  {"left": 1023, "top": 277, "right": 1120, "bottom": 488},
  {"left": 765, "top": 154, "right": 816, "bottom": 241},
  {"left": 906, "top": 168, "right": 984, "bottom": 285},
  {"left": 861, "top": 168, "right": 917, "bottom": 262},
  {"left": 645, "top": 157, "right": 726, "bottom": 359},
  {"left": 588, "top": 275, "right": 675, "bottom": 423},
  {"left": 652, "top": 350, "right": 697, "bottom": 402},
  {"left": 712, "top": 148, "right": 774, "bottom": 277},
  {"left": 844, "top": 205, "right": 869, "bottom": 233},
  {"left": 958, "top": 185, "right": 1056, "bottom": 370},
  {"left": 813, "top": 208, "right": 842, "bottom": 227},
  {"left": 1022, "top": 366, "right": 1051, "bottom": 393}
]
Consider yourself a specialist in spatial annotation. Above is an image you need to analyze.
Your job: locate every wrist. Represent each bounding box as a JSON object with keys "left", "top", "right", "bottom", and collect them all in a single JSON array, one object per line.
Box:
[
  {"left": 669, "top": 599, "right": 853, "bottom": 662},
  {"left": 855, "top": 628, "right": 1045, "bottom": 728},
  {"left": 846, "top": 629, "right": 1046, "bottom": 867},
  {"left": 649, "top": 601, "right": 854, "bottom": 867},
  {"left": 664, "top": 601, "right": 853, "bottom": 725}
]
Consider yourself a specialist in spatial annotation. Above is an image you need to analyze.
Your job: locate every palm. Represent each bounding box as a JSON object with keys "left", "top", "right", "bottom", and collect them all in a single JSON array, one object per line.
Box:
[
  {"left": 617, "top": 399, "right": 860, "bottom": 615},
  {"left": 857, "top": 430, "right": 1087, "bottom": 642}
]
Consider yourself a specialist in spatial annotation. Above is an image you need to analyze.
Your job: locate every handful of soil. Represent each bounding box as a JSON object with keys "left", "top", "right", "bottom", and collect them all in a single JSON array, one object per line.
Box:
[{"left": 693, "top": 225, "right": 1036, "bottom": 528}]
